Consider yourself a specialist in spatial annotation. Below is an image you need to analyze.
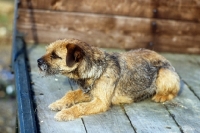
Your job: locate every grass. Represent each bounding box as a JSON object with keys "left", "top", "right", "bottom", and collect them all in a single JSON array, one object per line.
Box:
[{"left": 0, "top": 0, "right": 14, "bottom": 45}]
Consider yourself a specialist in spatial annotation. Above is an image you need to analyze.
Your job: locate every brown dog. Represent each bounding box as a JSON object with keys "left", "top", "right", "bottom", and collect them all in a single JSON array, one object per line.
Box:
[{"left": 37, "top": 39, "right": 180, "bottom": 121}]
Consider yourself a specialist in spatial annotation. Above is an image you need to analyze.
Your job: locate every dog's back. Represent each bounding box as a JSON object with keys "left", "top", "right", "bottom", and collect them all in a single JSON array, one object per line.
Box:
[{"left": 111, "top": 48, "right": 180, "bottom": 104}]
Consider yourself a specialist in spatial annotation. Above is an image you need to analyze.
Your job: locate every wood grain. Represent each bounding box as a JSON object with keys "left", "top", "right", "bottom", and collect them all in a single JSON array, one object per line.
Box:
[
  {"left": 124, "top": 100, "right": 181, "bottom": 133},
  {"left": 17, "top": 9, "right": 200, "bottom": 36},
  {"left": 19, "top": 0, "right": 200, "bottom": 22},
  {"left": 163, "top": 82, "right": 200, "bottom": 133},
  {"left": 82, "top": 106, "right": 136, "bottom": 133},
  {"left": 18, "top": 9, "right": 200, "bottom": 54}
]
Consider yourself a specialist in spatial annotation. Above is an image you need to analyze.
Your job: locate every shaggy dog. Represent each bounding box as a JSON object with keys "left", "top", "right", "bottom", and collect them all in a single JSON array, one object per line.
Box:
[{"left": 37, "top": 39, "right": 180, "bottom": 121}]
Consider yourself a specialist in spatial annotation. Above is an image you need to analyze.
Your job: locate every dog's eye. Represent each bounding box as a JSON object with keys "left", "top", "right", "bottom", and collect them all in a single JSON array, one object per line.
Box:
[{"left": 50, "top": 51, "right": 62, "bottom": 59}]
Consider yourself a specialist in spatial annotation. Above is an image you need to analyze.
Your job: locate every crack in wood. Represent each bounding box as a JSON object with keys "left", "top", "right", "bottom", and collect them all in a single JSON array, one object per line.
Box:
[
  {"left": 81, "top": 118, "right": 88, "bottom": 133},
  {"left": 163, "top": 104, "right": 184, "bottom": 133},
  {"left": 119, "top": 104, "right": 137, "bottom": 133},
  {"left": 176, "top": 72, "right": 200, "bottom": 101},
  {"left": 182, "top": 79, "right": 200, "bottom": 101}
]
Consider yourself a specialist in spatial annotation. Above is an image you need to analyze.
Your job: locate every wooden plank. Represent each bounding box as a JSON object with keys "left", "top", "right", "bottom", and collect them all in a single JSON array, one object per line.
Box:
[
  {"left": 19, "top": 0, "right": 200, "bottom": 22},
  {"left": 27, "top": 45, "right": 86, "bottom": 133},
  {"left": 17, "top": 9, "right": 200, "bottom": 36},
  {"left": 124, "top": 100, "right": 181, "bottom": 133},
  {"left": 83, "top": 106, "right": 136, "bottom": 133},
  {"left": 162, "top": 53, "right": 200, "bottom": 99},
  {"left": 19, "top": 26, "right": 200, "bottom": 54},
  {"left": 164, "top": 82, "right": 200, "bottom": 133},
  {"left": 69, "top": 82, "right": 136, "bottom": 133},
  {"left": 31, "top": 74, "right": 87, "bottom": 133},
  {"left": 17, "top": 9, "right": 200, "bottom": 54}
]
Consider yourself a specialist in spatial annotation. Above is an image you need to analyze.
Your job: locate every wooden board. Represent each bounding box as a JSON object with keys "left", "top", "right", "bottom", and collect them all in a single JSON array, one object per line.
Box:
[
  {"left": 31, "top": 74, "right": 87, "bottom": 133},
  {"left": 19, "top": 0, "right": 200, "bottom": 22},
  {"left": 27, "top": 44, "right": 200, "bottom": 133},
  {"left": 164, "top": 83, "right": 200, "bottom": 133},
  {"left": 124, "top": 100, "right": 181, "bottom": 133},
  {"left": 82, "top": 106, "right": 136, "bottom": 133},
  {"left": 17, "top": 9, "right": 200, "bottom": 36},
  {"left": 18, "top": 9, "right": 200, "bottom": 54}
]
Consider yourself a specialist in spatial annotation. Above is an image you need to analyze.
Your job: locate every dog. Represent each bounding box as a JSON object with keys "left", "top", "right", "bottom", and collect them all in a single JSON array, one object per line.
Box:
[{"left": 37, "top": 39, "right": 180, "bottom": 121}]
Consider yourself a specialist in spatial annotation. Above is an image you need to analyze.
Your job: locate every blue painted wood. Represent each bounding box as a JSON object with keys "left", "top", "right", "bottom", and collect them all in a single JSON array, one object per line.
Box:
[{"left": 13, "top": 36, "right": 38, "bottom": 133}]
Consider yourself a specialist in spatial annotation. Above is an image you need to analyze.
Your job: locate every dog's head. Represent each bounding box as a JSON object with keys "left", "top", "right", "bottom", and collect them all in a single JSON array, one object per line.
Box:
[
  {"left": 37, "top": 39, "right": 88, "bottom": 76},
  {"left": 37, "top": 39, "right": 105, "bottom": 79}
]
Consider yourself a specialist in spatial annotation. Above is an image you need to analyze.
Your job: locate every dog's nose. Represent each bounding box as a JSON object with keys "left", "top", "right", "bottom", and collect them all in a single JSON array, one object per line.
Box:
[{"left": 37, "top": 58, "right": 44, "bottom": 65}]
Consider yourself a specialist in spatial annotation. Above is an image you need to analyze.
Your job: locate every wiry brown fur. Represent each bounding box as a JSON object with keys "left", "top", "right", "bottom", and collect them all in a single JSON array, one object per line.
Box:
[{"left": 37, "top": 39, "right": 180, "bottom": 121}]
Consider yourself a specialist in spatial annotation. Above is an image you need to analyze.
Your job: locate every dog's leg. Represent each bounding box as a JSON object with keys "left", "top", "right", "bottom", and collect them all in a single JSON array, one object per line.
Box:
[
  {"left": 152, "top": 68, "right": 180, "bottom": 102},
  {"left": 48, "top": 89, "right": 91, "bottom": 111},
  {"left": 54, "top": 75, "right": 116, "bottom": 121},
  {"left": 54, "top": 97, "right": 109, "bottom": 121}
]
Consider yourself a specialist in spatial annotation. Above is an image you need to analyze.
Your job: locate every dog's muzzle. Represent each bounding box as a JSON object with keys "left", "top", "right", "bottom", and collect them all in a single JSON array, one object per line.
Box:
[{"left": 37, "top": 58, "right": 48, "bottom": 71}]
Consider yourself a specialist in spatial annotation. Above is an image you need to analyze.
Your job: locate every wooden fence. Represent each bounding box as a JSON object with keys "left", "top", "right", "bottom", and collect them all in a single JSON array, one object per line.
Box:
[{"left": 17, "top": 0, "right": 200, "bottom": 54}]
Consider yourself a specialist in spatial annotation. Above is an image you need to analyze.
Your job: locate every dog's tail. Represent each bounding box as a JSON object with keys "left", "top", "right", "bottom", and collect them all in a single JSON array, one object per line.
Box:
[{"left": 152, "top": 67, "right": 180, "bottom": 102}]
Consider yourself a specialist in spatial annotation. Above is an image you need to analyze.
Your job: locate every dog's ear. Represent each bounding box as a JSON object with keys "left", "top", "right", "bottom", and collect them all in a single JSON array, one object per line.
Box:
[{"left": 66, "top": 43, "right": 84, "bottom": 67}]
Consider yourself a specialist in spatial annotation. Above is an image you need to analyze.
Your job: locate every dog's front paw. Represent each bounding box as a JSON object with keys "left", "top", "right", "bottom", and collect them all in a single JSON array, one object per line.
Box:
[
  {"left": 48, "top": 98, "right": 75, "bottom": 111},
  {"left": 48, "top": 101, "right": 66, "bottom": 111},
  {"left": 54, "top": 109, "right": 77, "bottom": 121}
]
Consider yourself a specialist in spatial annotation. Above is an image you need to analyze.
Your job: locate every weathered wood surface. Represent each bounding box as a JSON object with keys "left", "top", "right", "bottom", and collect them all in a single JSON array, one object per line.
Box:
[
  {"left": 124, "top": 100, "right": 181, "bottom": 133},
  {"left": 28, "top": 45, "right": 200, "bottom": 133},
  {"left": 19, "top": 0, "right": 200, "bottom": 22},
  {"left": 18, "top": 9, "right": 200, "bottom": 54},
  {"left": 164, "top": 83, "right": 200, "bottom": 133}
]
